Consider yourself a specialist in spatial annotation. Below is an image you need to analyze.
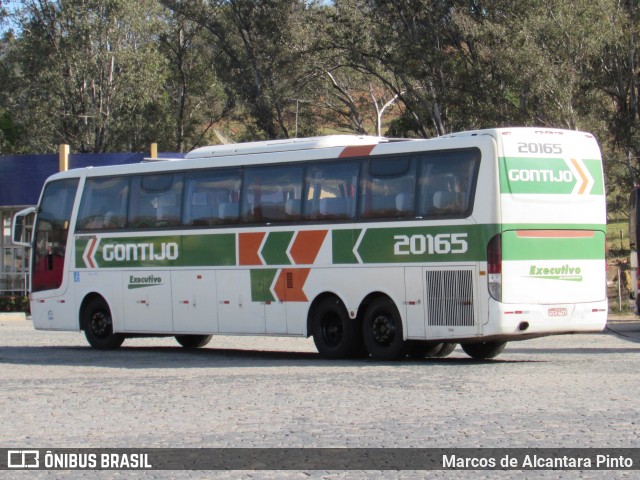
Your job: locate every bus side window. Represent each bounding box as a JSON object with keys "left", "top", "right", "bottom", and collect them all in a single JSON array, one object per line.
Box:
[
  {"left": 129, "top": 174, "right": 183, "bottom": 228},
  {"left": 77, "top": 177, "right": 129, "bottom": 230},
  {"left": 418, "top": 150, "right": 480, "bottom": 218},
  {"left": 242, "top": 165, "right": 303, "bottom": 223},
  {"left": 359, "top": 157, "right": 416, "bottom": 219},
  {"left": 183, "top": 168, "right": 242, "bottom": 226},
  {"left": 303, "top": 161, "right": 359, "bottom": 221}
]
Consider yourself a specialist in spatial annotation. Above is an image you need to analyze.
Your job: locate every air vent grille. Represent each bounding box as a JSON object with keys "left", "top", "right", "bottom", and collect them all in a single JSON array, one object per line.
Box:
[{"left": 425, "top": 269, "right": 475, "bottom": 327}]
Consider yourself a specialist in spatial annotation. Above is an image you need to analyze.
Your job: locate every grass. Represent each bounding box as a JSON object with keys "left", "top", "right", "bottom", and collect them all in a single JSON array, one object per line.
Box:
[
  {"left": 607, "top": 220, "right": 630, "bottom": 253},
  {"left": 606, "top": 219, "right": 635, "bottom": 315}
]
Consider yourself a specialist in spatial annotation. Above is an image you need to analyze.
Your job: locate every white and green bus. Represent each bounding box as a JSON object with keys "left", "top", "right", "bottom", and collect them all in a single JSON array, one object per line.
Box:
[{"left": 12, "top": 128, "right": 607, "bottom": 360}]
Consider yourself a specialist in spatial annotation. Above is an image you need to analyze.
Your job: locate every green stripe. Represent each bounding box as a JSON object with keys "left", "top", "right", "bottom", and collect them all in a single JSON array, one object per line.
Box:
[
  {"left": 75, "top": 237, "right": 89, "bottom": 268},
  {"left": 499, "top": 156, "right": 604, "bottom": 195},
  {"left": 502, "top": 231, "right": 605, "bottom": 261},
  {"left": 75, "top": 234, "right": 236, "bottom": 269},
  {"left": 261, "top": 231, "right": 294, "bottom": 265},
  {"left": 584, "top": 159, "right": 605, "bottom": 195},
  {"left": 332, "top": 229, "right": 362, "bottom": 264},
  {"left": 182, "top": 234, "right": 236, "bottom": 266},
  {"left": 250, "top": 269, "right": 277, "bottom": 302},
  {"left": 354, "top": 225, "right": 491, "bottom": 263},
  {"left": 74, "top": 223, "right": 606, "bottom": 270}
]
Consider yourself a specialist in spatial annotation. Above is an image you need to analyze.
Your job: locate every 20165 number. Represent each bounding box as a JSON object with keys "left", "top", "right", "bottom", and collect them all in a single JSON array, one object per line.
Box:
[{"left": 393, "top": 233, "right": 468, "bottom": 255}]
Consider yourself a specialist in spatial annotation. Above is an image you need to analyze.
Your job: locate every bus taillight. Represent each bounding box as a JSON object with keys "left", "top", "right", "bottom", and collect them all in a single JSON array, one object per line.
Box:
[{"left": 488, "top": 234, "right": 502, "bottom": 301}]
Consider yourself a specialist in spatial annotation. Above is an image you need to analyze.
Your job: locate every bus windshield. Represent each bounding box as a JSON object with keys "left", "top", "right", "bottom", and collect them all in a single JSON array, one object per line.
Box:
[{"left": 32, "top": 179, "right": 78, "bottom": 292}]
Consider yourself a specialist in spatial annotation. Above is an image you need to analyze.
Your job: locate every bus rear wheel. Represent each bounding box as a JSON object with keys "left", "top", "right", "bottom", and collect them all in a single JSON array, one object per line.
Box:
[
  {"left": 362, "top": 297, "right": 406, "bottom": 360},
  {"left": 82, "top": 298, "right": 124, "bottom": 350},
  {"left": 461, "top": 341, "right": 506, "bottom": 359},
  {"left": 409, "top": 341, "right": 457, "bottom": 358},
  {"left": 175, "top": 335, "right": 212, "bottom": 348},
  {"left": 311, "top": 297, "right": 362, "bottom": 359}
]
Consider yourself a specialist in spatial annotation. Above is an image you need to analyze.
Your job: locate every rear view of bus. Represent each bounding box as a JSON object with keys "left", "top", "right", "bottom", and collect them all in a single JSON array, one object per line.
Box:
[{"left": 488, "top": 129, "right": 607, "bottom": 342}]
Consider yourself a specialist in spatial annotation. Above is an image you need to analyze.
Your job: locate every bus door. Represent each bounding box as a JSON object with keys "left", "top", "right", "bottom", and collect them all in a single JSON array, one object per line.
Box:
[{"left": 31, "top": 179, "right": 79, "bottom": 330}]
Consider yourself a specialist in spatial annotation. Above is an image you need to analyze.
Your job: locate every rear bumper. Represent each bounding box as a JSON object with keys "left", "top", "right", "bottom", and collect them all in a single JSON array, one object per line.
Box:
[{"left": 484, "top": 298, "right": 608, "bottom": 338}]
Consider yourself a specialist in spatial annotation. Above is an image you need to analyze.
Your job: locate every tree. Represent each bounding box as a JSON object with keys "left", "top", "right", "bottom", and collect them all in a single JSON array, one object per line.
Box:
[
  {"left": 162, "top": 0, "right": 319, "bottom": 140},
  {"left": 328, "top": 0, "right": 504, "bottom": 137},
  {"left": 158, "top": 10, "right": 233, "bottom": 152},
  {"left": 6, "top": 0, "right": 168, "bottom": 153}
]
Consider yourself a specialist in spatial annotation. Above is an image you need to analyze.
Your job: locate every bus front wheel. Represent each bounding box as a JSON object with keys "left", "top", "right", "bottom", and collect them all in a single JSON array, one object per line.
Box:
[
  {"left": 311, "top": 297, "right": 362, "bottom": 359},
  {"left": 175, "top": 335, "right": 212, "bottom": 348},
  {"left": 82, "top": 298, "right": 124, "bottom": 350},
  {"left": 362, "top": 297, "right": 406, "bottom": 360},
  {"left": 461, "top": 341, "right": 506, "bottom": 359}
]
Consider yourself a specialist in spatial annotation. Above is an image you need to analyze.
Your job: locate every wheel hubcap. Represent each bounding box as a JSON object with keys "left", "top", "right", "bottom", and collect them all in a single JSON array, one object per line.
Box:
[
  {"left": 372, "top": 314, "right": 395, "bottom": 345},
  {"left": 91, "top": 311, "right": 109, "bottom": 338},
  {"left": 322, "top": 315, "right": 343, "bottom": 347}
]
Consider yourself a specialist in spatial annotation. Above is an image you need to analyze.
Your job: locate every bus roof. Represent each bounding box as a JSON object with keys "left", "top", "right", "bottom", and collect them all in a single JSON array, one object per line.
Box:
[
  {"left": 184, "top": 135, "right": 388, "bottom": 159},
  {"left": 45, "top": 127, "right": 600, "bottom": 182}
]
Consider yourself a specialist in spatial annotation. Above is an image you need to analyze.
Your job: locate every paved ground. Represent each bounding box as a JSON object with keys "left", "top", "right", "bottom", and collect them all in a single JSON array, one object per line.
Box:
[{"left": 1, "top": 316, "right": 640, "bottom": 479}]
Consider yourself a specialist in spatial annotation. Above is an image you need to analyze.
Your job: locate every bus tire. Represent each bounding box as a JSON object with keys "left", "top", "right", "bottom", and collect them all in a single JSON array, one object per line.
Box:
[
  {"left": 408, "top": 341, "right": 457, "bottom": 358},
  {"left": 311, "top": 297, "right": 362, "bottom": 359},
  {"left": 82, "top": 298, "right": 124, "bottom": 350},
  {"left": 436, "top": 342, "right": 457, "bottom": 357},
  {"left": 175, "top": 335, "right": 212, "bottom": 348},
  {"left": 362, "top": 297, "right": 406, "bottom": 360},
  {"left": 461, "top": 341, "right": 506, "bottom": 359}
]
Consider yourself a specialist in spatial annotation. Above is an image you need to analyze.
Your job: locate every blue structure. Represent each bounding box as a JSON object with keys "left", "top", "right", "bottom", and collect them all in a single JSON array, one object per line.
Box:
[{"left": 0, "top": 149, "right": 184, "bottom": 294}]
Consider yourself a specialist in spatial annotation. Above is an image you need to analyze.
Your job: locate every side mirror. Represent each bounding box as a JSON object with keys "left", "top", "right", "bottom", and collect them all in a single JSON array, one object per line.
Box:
[{"left": 12, "top": 207, "right": 36, "bottom": 247}]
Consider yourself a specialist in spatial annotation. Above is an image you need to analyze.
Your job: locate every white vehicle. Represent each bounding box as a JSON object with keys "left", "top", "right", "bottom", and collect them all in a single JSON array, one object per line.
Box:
[{"left": 12, "top": 128, "right": 607, "bottom": 360}]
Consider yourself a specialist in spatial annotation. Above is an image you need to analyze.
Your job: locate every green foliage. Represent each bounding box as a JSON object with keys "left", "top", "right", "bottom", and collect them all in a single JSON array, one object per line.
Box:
[
  {"left": 0, "top": 0, "right": 638, "bottom": 208},
  {"left": 0, "top": 295, "right": 29, "bottom": 313}
]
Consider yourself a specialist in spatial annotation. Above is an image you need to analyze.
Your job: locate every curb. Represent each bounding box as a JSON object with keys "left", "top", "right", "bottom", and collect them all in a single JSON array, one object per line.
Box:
[{"left": 0, "top": 312, "right": 27, "bottom": 321}]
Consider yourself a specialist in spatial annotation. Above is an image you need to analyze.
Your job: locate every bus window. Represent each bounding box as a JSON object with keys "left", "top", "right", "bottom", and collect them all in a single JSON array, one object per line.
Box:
[
  {"left": 360, "top": 157, "right": 416, "bottom": 219},
  {"left": 183, "top": 168, "right": 242, "bottom": 226},
  {"left": 128, "top": 174, "right": 184, "bottom": 228},
  {"left": 32, "top": 178, "right": 79, "bottom": 292},
  {"left": 417, "top": 149, "right": 480, "bottom": 218},
  {"left": 77, "top": 177, "right": 130, "bottom": 230},
  {"left": 303, "top": 161, "right": 359, "bottom": 221},
  {"left": 242, "top": 165, "right": 304, "bottom": 223}
]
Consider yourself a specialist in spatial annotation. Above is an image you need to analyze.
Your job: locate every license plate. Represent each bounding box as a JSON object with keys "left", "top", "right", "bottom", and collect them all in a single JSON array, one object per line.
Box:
[{"left": 548, "top": 308, "right": 567, "bottom": 317}]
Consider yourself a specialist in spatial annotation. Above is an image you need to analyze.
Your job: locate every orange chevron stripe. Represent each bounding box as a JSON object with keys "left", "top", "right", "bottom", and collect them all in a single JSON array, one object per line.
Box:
[
  {"left": 289, "top": 230, "right": 328, "bottom": 265},
  {"left": 239, "top": 232, "right": 265, "bottom": 265},
  {"left": 570, "top": 158, "right": 589, "bottom": 195},
  {"left": 273, "top": 268, "right": 310, "bottom": 302},
  {"left": 339, "top": 145, "right": 376, "bottom": 158}
]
